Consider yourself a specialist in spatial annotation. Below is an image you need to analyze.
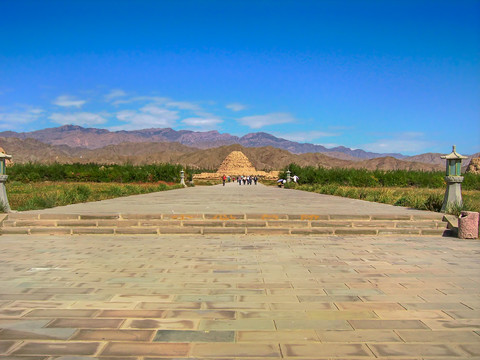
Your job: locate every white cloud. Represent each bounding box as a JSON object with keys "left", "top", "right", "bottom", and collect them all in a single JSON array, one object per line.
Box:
[
  {"left": 166, "top": 101, "right": 201, "bottom": 111},
  {"left": 49, "top": 112, "right": 107, "bottom": 126},
  {"left": 182, "top": 117, "right": 222, "bottom": 129},
  {"left": 0, "top": 108, "right": 44, "bottom": 130},
  {"left": 105, "top": 89, "right": 127, "bottom": 101},
  {"left": 274, "top": 130, "right": 339, "bottom": 143},
  {"left": 53, "top": 95, "right": 86, "bottom": 108},
  {"left": 226, "top": 103, "right": 246, "bottom": 111},
  {"left": 115, "top": 105, "right": 179, "bottom": 129},
  {"left": 237, "top": 112, "right": 295, "bottom": 129}
]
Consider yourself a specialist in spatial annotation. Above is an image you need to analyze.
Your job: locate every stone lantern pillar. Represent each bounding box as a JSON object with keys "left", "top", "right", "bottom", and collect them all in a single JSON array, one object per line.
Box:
[
  {"left": 440, "top": 145, "right": 467, "bottom": 212},
  {"left": 286, "top": 170, "right": 291, "bottom": 183},
  {"left": 180, "top": 170, "right": 186, "bottom": 187},
  {"left": 0, "top": 151, "right": 12, "bottom": 212}
]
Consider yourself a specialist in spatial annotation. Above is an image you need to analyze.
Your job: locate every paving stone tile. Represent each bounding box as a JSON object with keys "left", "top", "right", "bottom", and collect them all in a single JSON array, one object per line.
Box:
[
  {"left": 348, "top": 319, "right": 429, "bottom": 329},
  {"left": 29, "top": 228, "right": 73, "bottom": 235},
  {"left": 72, "top": 228, "right": 115, "bottom": 234},
  {"left": 238, "top": 330, "right": 319, "bottom": 342},
  {"left": 101, "top": 342, "right": 190, "bottom": 357},
  {"left": 0, "top": 309, "right": 28, "bottom": 318},
  {"left": 72, "top": 329, "right": 154, "bottom": 341},
  {"left": 192, "top": 343, "right": 281, "bottom": 357},
  {"left": 311, "top": 221, "right": 352, "bottom": 228},
  {"left": 0, "top": 341, "right": 18, "bottom": 354},
  {"left": 47, "top": 318, "right": 123, "bottom": 328},
  {"left": 154, "top": 330, "right": 234, "bottom": 342},
  {"left": 0, "top": 356, "right": 48, "bottom": 360},
  {"left": 137, "top": 302, "right": 202, "bottom": 310},
  {"left": 290, "top": 228, "right": 334, "bottom": 235},
  {"left": 334, "top": 229, "right": 378, "bottom": 235},
  {"left": 246, "top": 228, "right": 290, "bottom": 235},
  {"left": 199, "top": 319, "right": 275, "bottom": 330},
  {"left": 281, "top": 343, "right": 372, "bottom": 357},
  {"left": 98, "top": 310, "right": 166, "bottom": 318},
  {"left": 306, "top": 310, "right": 378, "bottom": 320},
  {"left": 115, "top": 228, "right": 159, "bottom": 234},
  {"left": 246, "top": 214, "right": 288, "bottom": 220},
  {"left": 396, "top": 330, "right": 480, "bottom": 343},
  {"left": 238, "top": 311, "right": 307, "bottom": 319},
  {"left": 298, "top": 295, "right": 361, "bottom": 303},
  {"left": 421, "top": 319, "right": 480, "bottom": 330},
  {"left": 270, "top": 302, "right": 336, "bottom": 310},
  {"left": 203, "top": 227, "right": 245, "bottom": 234},
  {"left": 368, "top": 343, "right": 462, "bottom": 357},
  {"left": 0, "top": 326, "right": 78, "bottom": 341},
  {"left": 25, "top": 309, "right": 98, "bottom": 318},
  {"left": 316, "top": 329, "right": 403, "bottom": 343},
  {"left": 0, "top": 228, "right": 30, "bottom": 234},
  {"left": 159, "top": 227, "right": 202, "bottom": 234},
  {"left": 121, "top": 213, "right": 163, "bottom": 219},
  {"left": 12, "top": 342, "right": 100, "bottom": 355},
  {"left": 275, "top": 319, "right": 352, "bottom": 330},
  {"left": 176, "top": 295, "right": 235, "bottom": 302},
  {"left": 374, "top": 310, "right": 451, "bottom": 320},
  {"left": 0, "top": 294, "right": 52, "bottom": 301},
  {"left": 123, "top": 319, "right": 198, "bottom": 330},
  {"left": 38, "top": 214, "right": 79, "bottom": 220},
  {"left": 206, "top": 302, "right": 269, "bottom": 310},
  {"left": 458, "top": 343, "right": 480, "bottom": 356},
  {"left": 335, "top": 302, "right": 405, "bottom": 311},
  {"left": 444, "top": 309, "right": 480, "bottom": 319},
  {"left": 165, "top": 310, "right": 235, "bottom": 319},
  {"left": 31, "top": 288, "right": 94, "bottom": 294},
  {"left": 0, "top": 318, "right": 50, "bottom": 329},
  {"left": 204, "top": 214, "right": 245, "bottom": 220},
  {"left": 400, "top": 302, "right": 470, "bottom": 310}
]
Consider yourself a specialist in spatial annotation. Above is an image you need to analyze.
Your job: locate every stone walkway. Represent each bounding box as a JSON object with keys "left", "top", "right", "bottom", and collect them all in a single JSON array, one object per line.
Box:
[
  {"left": 21, "top": 182, "right": 441, "bottom": 216},
  {"left": 1, "top": 184, "right": 479, "bottom": 358}
]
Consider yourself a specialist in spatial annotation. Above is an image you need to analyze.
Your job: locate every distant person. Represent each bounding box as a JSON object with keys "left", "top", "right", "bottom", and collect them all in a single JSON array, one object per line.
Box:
[
  {"left": 222, "top": 174, "right": 226, "bottom": 186},
  {"left": 292, "top": 175, "right": 299, "bottom": 183},
  {"left": 277, "top": 179, "right": 286, "bottom": 188},
  {"left": 254, "top": 176, "right": 258, "bottom": 185}
]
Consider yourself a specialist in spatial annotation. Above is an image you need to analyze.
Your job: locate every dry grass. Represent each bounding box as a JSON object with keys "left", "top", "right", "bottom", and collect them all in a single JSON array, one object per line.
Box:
[{"left": 6, "top": 181, "right": 182, "bottom": 211}]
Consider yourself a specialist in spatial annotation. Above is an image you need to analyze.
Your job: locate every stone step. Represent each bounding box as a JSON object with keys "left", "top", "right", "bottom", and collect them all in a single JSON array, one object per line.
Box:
[{"left": 0, "top": 212, "right": 449, "bottom": 236}]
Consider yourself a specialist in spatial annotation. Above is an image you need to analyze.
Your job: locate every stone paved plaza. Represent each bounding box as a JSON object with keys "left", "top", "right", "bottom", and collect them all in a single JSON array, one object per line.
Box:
[{"left": 0, "top": 184, "right": 479, "bottom": 358}]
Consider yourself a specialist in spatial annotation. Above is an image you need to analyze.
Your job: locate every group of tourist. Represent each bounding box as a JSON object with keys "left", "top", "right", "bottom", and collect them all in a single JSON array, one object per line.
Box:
[{"left": 222, "top": 175, "right": 258, "bottom": 186}]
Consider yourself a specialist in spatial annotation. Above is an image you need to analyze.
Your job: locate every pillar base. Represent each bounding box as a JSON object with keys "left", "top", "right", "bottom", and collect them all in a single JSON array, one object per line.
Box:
[
  {"left": 441, "top": 176, "right": 464, "bottom": 213},
  {"left": 0, "top": 175, "right": 11, "bottom": 213}
]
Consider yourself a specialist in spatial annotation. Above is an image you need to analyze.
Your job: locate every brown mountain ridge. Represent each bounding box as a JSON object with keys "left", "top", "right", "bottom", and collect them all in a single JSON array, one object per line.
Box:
[{"left": 0, "top": 136, "right": 446, "bottom": 172}]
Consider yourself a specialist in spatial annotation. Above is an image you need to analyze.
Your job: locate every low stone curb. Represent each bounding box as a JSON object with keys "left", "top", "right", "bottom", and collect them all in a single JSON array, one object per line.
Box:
[{"left": 1, "top": 212, "right": 449, "bottom": 237}]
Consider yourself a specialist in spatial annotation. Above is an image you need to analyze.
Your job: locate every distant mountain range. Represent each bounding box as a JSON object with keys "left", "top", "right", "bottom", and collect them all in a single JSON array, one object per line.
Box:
[
  {"left": 0, "top": 125, "right": 477, "bottom": 171},
  {"left": 0, "top": 125, "right": 406, "bottom": 160}
]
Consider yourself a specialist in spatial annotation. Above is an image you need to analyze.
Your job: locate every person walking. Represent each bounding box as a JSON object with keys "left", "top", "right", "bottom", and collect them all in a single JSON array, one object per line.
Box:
[{"left": 222, "top": 174, "right": 226, "bottom": 186}]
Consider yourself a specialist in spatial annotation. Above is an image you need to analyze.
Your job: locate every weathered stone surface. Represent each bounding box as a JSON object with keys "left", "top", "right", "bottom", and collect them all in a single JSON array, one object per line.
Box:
[
  {"left": 458, "top": 211, "right": 479, "bottom": 239},
  {"left": 466, "top": 157, "right": 480, "bottom": 174}
]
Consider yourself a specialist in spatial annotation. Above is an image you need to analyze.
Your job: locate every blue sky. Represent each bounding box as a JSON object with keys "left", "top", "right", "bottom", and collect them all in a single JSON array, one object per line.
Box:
[{"left": 0, "top": 0, "right": 479, "bottom": 155}]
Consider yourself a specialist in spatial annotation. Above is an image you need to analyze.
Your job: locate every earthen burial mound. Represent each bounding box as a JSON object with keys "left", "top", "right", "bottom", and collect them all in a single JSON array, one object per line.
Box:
[{"left": 194, "top": 151, "right": 278, "bottom": 180}]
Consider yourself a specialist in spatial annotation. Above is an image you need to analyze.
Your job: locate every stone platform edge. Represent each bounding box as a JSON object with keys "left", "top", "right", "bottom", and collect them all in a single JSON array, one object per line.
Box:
[{"left": 0, "top": 212, "right": 451, "bottom": 237}]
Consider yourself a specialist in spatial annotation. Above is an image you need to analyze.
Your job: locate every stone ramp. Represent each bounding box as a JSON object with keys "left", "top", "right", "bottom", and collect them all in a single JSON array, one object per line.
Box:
[{"left": 1, "top": 212, "right": 449, "bottom": 236}]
